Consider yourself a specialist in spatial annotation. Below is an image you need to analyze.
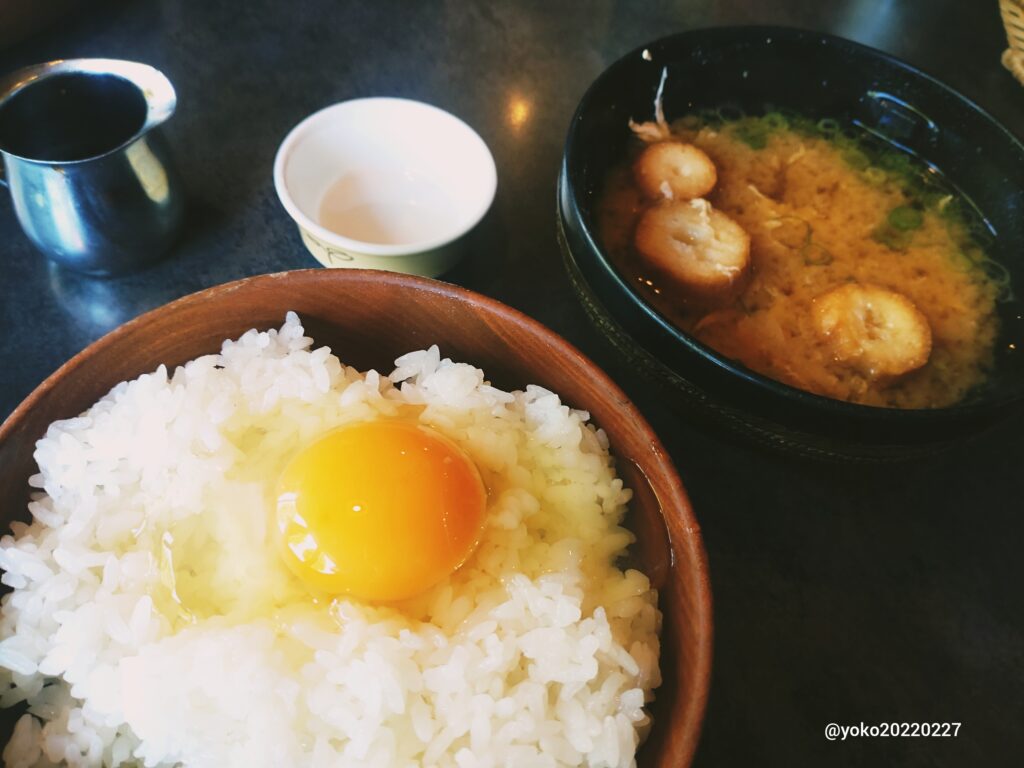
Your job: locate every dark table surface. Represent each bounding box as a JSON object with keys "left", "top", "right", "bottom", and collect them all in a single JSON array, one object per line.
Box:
[{"left": 1, "top": 1, "right": 1022, "bottom": 766}]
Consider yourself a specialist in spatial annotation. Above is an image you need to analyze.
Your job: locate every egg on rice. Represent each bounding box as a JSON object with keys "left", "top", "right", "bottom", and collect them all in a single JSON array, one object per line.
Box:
[{"left": 0, "top": 313, "right": 661, "bottom": 768}]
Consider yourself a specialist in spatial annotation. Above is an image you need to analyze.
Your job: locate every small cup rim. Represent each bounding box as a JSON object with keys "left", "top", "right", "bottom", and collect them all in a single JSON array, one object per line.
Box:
[{"left": 273, "top": 97, "right": 497, "bottom": 258}]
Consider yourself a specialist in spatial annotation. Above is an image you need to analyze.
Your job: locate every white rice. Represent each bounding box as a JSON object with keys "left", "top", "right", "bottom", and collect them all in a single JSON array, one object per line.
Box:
[{"left": 0, "top": 313, "right": 661, "bottom": 768}]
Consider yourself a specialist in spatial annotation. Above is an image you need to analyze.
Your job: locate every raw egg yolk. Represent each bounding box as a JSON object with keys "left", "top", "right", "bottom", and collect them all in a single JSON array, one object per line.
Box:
[{"left": 276, "top": 421, "right": 487, "bottom": 602}]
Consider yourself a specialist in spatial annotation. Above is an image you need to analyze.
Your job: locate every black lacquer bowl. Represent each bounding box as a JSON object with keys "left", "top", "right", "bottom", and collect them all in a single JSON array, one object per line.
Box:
[{"left": 558, "top": 26, "right": 1024, "bottom": 461}]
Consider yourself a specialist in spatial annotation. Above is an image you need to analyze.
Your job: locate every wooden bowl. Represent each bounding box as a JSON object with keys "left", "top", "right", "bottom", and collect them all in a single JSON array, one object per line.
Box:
[{"left": 0, "top": 269, "right": 712, "bottom": 767}]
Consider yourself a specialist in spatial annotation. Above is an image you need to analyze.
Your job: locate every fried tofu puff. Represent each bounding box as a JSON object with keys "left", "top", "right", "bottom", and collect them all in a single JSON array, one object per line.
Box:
[
  {"left": 814, "top": 283, "right": 933, "bottom": 380},
  {"left": 633, "top": 141, "right": 718, "bottom": 201},
  {"left": 634, "top": 199, "right": 751, "bottom": 306}
]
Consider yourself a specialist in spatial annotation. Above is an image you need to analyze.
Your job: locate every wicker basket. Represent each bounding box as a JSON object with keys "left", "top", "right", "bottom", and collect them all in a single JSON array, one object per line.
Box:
[{"left": 1001, "top": 0, "right": 1024, "bottom": 83}]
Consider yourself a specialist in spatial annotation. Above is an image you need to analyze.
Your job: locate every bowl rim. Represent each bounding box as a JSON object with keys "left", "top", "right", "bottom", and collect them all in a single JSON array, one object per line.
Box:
[
  {"left": 562, "top": 24, "right": 1024, "bottom": 420},
  {"left": 272, "top": 97, "right": 498, "bottom": 257},
  {"left": 0, "top": 268, "right": 714, "bottom": 765}
]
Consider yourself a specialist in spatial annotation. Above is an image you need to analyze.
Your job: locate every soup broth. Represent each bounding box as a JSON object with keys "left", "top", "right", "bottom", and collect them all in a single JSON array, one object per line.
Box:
[{"left": 597, "top": 111, "right": 1004, "bottom": 408}]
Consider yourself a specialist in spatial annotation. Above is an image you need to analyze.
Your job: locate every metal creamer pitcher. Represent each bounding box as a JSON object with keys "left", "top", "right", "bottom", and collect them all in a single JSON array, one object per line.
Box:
[{"left": 0, "top": 59, "right": 184, "bottom": 275}]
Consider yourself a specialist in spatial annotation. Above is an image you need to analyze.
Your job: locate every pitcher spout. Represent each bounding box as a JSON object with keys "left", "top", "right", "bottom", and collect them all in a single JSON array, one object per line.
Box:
[
  {"left": 98, "top": 59, "right": 177, "bottom": 131},
  {"left": 0, "top": 58, "right": 176, "bottom": 138}
]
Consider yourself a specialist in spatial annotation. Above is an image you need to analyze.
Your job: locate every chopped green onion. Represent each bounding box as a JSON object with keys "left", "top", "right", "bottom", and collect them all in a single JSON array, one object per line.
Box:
[
  {"left": 841, "top": 148, "right": 870, "bottom": 170},
  {"left": 786, "top": 114, "right": 816, "bottom": 135},
  {"left": 863, "top": 167, "right": 886, "bottom": 185},
  {"left": 879, "top": 151, "right": 912, "bottom": 173},
  {"left": 762, "top": 112, "right": 788, "bottom": 131},
  {"left": 887, "top": 206, "right": 923, "bottom": 231},
  {"left": 872, "top": 225, "right": 912, "bottom": 250},
  {"left": 733, "top": 119, "right": 769, "bottom": 149}
]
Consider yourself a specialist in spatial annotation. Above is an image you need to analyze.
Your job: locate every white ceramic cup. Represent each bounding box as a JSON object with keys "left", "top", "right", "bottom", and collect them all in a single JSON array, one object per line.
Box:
[{"left": 273, "top": 98, "right": 497, "bottom": 277}]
